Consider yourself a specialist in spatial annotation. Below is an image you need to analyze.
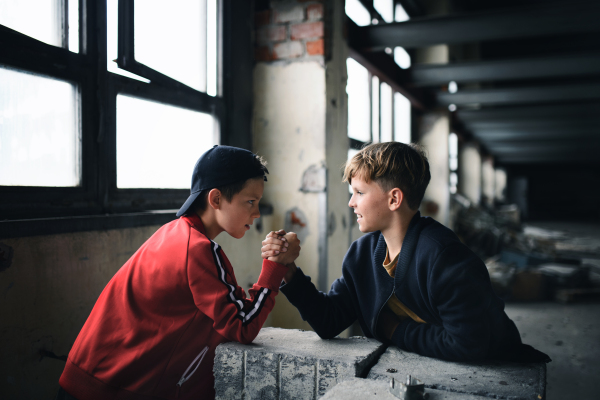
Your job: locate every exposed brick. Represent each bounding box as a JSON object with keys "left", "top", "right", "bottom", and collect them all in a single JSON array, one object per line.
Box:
[
  {"left": 273, "top": 4, "right": 304, "bottom": 24},
  {"left": 254, "top": 10, "right": 271, "bottom": 27},
  {"left": 273, "top": 41, "right": 304, "bottom": 59},
  {"left": 306, "top": 3, "right": 324, "bottom": 20},
  {"left": 256, "top": 25, "right": 286, "bottom": 45},
  {"left": 254, "top": 46, "right": 273, "bottom": 62},
  {"left": 290, "top": 21, "right": 324, "bottom": 40},
  {"left": 306, "top": 38, "right": 324, "bottom": 55}
]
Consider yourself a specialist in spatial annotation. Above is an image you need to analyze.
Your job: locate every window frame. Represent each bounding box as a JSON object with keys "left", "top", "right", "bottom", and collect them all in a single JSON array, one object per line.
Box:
[{"left": 0, "top": 0, "right": 252, "bottom": 221}]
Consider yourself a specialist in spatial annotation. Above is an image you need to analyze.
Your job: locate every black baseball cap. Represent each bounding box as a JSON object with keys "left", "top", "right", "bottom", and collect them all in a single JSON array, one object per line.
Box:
[{"left": 176, "top": 145, "right": 267, "bottom": 217}]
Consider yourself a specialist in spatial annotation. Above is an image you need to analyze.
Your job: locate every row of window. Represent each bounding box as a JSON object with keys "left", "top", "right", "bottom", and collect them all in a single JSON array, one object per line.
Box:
[{"left": 1, "top": 0, "right": 219, "bottom": 192}]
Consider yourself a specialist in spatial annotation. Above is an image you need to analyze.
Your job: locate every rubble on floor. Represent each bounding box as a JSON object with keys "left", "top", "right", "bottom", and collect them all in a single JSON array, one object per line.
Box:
[{"left": 451, "top": 194, "right": 600, "bottom": 303}]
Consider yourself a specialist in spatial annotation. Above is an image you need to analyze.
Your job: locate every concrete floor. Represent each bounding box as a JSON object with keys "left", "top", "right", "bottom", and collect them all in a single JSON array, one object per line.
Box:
[{"left": 505, "top": 301, "right": 600, "bottom": 400}]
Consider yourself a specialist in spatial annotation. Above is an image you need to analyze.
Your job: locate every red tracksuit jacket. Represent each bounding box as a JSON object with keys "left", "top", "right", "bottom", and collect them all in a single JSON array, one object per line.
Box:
[{"left": 59, "top": 213, "right": 287, "bottom": 399}]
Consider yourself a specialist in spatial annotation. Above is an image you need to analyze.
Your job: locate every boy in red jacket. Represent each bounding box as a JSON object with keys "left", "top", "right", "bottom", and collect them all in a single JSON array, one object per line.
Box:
[{"left": 57, "top": 145, "right": 300, "bottom": 400}]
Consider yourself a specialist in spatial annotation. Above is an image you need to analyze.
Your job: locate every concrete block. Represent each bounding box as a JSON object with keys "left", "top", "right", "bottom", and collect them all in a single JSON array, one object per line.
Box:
[
  {"left": 214, "top": 328, "right": 386, "bottom": 399},
  {"left": 368, "top": 347, "right": 546, "bottom": 400},
  {"left": 321, "top": 378, "right": 490, "bottom": 400}
]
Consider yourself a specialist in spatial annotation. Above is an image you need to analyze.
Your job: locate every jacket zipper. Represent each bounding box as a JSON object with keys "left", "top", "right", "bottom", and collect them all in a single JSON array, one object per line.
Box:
[
  {"left": 373, "top": 290, "right": 395, "bottom": 341},
  {"left": 176, "top": 346, "right": 208, "bottom": 395}
]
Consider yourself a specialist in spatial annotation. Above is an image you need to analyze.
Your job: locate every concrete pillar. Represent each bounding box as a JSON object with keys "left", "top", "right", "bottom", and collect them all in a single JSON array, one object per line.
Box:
[
  {"left": 458, "top": 143, "right": 482, "bottom": 205},
  {"left": 419, "top": 112, "right": 450, "bottom": 226},
  {"left": 481, "top": 156, "right": 495, "bottom": 207},
  {"left": 246, "top": 0, "right": 350, "bottom": 331},
  {"left": 495, "top": 168, "right": 507, "bottom": 203}
]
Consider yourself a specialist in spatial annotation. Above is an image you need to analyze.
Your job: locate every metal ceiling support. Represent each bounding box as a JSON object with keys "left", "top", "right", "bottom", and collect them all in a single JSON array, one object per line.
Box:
[
  {"left": 349, "top": 2, "right": 600, "bottom": 51},
  {"left": 410, "top": 53, "right": 600, "bottom": 86},
  {"left": 437, "top": 82, "right": 600, "bottom": 106},
  {"left": 456, "top": 103, "right": 600, "bottom": 122}
]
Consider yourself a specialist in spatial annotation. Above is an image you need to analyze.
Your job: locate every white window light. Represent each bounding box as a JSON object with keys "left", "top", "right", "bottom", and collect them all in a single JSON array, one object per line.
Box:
[
  {"left": 394, "top": 47, "right": 411, "bottom": 69},
  {"left": 345, "top": 0, "right": 371, "bottom": 27},
  {"left": 374, "top": 0, "right": 394, "bottom": 23}
]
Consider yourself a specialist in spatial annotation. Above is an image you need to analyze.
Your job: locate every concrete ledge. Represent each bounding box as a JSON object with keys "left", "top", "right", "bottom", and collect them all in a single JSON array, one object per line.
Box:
[
  {"left": 214, "top": 328, "right": 387, "bottom": 399},
  {"left": 368, "top": 347, "right": 546, "bottom": 400},
  {"left": 321, "top": 378, "right": 490, "bottom": 400}
]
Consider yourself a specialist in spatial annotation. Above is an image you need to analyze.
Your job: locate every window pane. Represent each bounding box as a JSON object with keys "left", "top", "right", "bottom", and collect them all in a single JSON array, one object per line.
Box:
[
  {"left": 394, "top": 92, "right": 411, "bottom": 143},
  {"left": 380, "top": 82, "right": 393, "bottom": 142},
  {"left": 107, "top": 0, "right": 151, "bottom": 82},
  {"left": 394, "top": 47, "right": 411, "bottom": 69},
  {"left": 374, "top": 0, "right": 394, "bottom": 23},
  {"left": 345, "top": 0, "right": 371, "bottom": 27},
  {"left": 135, "top": 0, "right": 214, "bottom": 93},
  {"left": 372, "top": 76, "right": 380, "bottom": 143},
  {"left": 0, "top": 67, "right": 80, "bottom": 187},
  {"left": 206, "top": 0, "right": 218, "bottom": 96},
  {"left": 0, "top": 0, "right": 63, "bottom": 47},
  {"left": 117, "top": 95, "right": 215, "bottom": 189},
  {"left": 68, "top": 0, "right": 79, "bottom": 52},
  {"left": 395, "top": 3, "right": 409, "bottom": 22},
  {"left": 346, "top": 59, "right": 371, "bottom": 143}
]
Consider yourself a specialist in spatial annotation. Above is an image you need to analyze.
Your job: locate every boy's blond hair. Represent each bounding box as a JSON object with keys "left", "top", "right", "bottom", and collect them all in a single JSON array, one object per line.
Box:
[{"left": 343, "top": 142, "right": 431, "bottom": 210}]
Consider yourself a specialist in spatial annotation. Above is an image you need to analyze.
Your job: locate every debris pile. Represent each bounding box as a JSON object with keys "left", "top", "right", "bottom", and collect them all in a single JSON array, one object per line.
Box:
[{"left": 451, "top": 194, "right": 600, "bottom": 303}]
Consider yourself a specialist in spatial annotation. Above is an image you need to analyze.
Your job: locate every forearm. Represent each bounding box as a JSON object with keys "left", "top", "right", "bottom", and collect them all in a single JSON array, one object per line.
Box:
[{"left": 281, "top": 267, "right": 356, "bottom": 339}]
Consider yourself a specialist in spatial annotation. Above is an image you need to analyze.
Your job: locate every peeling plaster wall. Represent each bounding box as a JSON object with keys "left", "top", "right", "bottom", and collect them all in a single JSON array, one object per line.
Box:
[
  {"left": 419, "top": 112, "right": 450, "bottom": 226},
  {"left": 0, "top": 226, "right": 160, "bottom": 399},
  {"left": 253, "top": 60, "right": 326, "bottom": 330}
]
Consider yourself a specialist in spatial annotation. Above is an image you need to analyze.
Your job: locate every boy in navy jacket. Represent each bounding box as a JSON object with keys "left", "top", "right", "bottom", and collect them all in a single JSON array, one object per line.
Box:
[{"left": 262, "top": 142, "right": 549, "bottom": 363}]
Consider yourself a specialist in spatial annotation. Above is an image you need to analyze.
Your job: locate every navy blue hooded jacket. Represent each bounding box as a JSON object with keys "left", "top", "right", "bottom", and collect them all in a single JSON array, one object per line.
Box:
[{"left": 281, "top": 212, "right": 549, "bottom": 362}]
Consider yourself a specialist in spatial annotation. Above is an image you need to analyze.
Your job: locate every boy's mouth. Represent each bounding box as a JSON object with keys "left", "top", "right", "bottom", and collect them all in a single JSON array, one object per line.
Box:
[{"left": 245, "top": 224, "right": 251, "bottom": 230}]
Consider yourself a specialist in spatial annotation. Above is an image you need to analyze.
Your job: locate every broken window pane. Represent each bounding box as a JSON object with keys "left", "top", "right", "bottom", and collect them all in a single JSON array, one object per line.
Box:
[
  {"left": 0, "top": 67, "right": 80, "bottom": 187},
  {"left": 106, "top": 0, "right": 150, "bottom": 82},
  {"left": 116, "top": 95, "right": 215, "bottom": 189},
  {"left": 346, "top": 58, "right": 371, "bottom": 143}
]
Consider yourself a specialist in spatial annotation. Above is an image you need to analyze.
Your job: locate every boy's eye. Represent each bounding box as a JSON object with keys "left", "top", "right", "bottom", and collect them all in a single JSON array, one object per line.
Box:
[{"left": 248, "top": 200, "right": 254, "bottom": 204}]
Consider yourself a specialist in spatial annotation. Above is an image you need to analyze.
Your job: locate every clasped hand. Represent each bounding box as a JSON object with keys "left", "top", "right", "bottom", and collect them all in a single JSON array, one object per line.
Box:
[{"left": 261, "top": 230, "right": 300, "bottom": 283}]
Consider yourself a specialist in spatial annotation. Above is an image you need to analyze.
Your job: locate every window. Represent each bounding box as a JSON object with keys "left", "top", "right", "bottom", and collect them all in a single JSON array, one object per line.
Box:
[
  {"left": 346, "top": 57, "right": 413, "bottom": 168},
  {"left": 0, "top": 0, "right": 79, "bottom": 51},
  {"left": 0, "top": 0, "right": 250, "bottom": 221},
  {"left": 0, "top": 67, "right": 80, "bottom": 187},
  {"left": 345, "top": 0, "right": 371, "bottom": 27}
]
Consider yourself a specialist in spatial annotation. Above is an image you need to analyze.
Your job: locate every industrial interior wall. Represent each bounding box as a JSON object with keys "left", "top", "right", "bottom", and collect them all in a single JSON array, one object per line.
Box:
[
  {"left": 250, "top": 0, "right": 351, "bottom": 333},
  {"left": 419, "top": 112, "right": 450, "bottom": 226},
  {"left": 0, "top": 226, "right": 161, "bottom": 400},
  {"left": 252, "top": 60, "right": 326, "bottom": 331},
  {"left": 459, "top": 143, "right": 482, "bottom": 205}
]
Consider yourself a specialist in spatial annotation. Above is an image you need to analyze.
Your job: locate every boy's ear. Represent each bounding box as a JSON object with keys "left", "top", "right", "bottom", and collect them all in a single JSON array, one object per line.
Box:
[
  {"left": 389, "top": 188, "right": 403, "bottom": 211},
  {"left": 207, "top": 188, "right": 222, "bottom": 210}
]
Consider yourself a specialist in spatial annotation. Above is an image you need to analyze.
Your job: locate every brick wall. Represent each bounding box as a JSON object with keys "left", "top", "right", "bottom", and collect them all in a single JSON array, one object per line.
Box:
[{"left": 255, "top": 1, "right": 325, "bottom": 62}]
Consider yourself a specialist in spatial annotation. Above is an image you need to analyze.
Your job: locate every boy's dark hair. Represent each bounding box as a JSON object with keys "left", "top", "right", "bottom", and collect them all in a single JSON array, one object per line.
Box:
[
  {"left": 193, "top": 154, "right": 268, "bottom": 212},
  {"left": 343, "top": 142, "right": 430, "bottom": 210}
]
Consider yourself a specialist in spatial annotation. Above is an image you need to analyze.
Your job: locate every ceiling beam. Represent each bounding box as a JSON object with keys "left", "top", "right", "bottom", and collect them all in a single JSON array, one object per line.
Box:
[
  {"left": 410, "top": 53, "right": 600, "bottom": 86},
  {"left": 349, "top": 2, "right": 600, "bottom": 51},
  {"left": 438, "top": 82, "right": 600, "bottom": 106},
  {"left": 456, "top": 103, "right": 600, "bottom": 122}
]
